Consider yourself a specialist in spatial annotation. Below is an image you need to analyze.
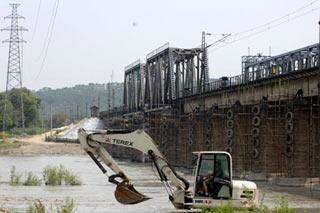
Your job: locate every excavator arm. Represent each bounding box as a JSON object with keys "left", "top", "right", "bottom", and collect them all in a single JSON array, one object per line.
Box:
[{"left": 78, "top": 128, "right": 192, "bottom": 209}]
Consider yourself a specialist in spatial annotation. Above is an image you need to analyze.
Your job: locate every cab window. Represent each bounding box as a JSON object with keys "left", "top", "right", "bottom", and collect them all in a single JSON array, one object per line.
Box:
[
  {"left": 195, "top": 153, "right": 231, "bottom": 199},
  {"left": 215, "top": 154, "right": 230, "bottom": 180},
  {"left": 198, "top": 154, "right": 214, "bottom": 176}
]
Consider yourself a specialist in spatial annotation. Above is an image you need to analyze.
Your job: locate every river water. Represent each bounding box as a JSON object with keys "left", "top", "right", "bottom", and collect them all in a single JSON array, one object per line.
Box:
[
  {"left": 0, "top": 155, "right": 176, "bottom": 213},
  {"left": 1, "top": 155, "right": 320, "bottom": 213}
]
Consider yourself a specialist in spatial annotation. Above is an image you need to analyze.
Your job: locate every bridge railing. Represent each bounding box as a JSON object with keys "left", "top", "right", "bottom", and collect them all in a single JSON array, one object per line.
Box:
[
  {"left": 146, "top": 42, "right": 170, "bottom": 59},
  {"left": 180, "top": 43, "right": 320, "bottom": 98},
  {"left": 101, "top": 106, "right": 128, "bottom": 117},
  {"left": 125, "top": 59, "right": 141, "bottom": 72}
]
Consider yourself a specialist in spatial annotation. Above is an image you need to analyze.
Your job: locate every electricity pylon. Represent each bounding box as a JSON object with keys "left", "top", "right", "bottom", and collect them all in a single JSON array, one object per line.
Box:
[{"left": 1, "top": 3, "right": 28, "bottom": 131}]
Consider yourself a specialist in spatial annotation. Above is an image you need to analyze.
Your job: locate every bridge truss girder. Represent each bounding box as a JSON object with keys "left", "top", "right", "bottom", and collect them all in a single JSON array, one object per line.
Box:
[
  {"left": 124, "top": 60, "right": 145, "bottom": 113},
  {"left": 242, "top": 43, "right": 319, "bottom": 83},
  {"left": 144, "top": 44, "right": 205, "bottom": 110}
]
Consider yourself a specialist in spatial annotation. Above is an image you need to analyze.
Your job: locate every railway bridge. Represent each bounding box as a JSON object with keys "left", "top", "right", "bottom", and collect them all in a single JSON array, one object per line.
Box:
[{"left": 101, "top": 42, "right": 320, "bottom": 179}]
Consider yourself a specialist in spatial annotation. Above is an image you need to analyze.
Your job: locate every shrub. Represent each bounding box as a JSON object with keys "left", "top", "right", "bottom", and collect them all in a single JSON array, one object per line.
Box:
[
  {"left": 25, "top": 198, "right": 75, "bottom": 213},
  {"left": 202, "top": 200, "right": 234, "bottom": 213},
  {"left": 9, "top": 166, "right": 22, "bottom": 186},
  {"left": 23, "top": 172, "right": 42, "bottom": 186},
  {"left": 201, "top": 196, "right": 297, "bottom": 213},
  {"left": 274, "top": 196, "right": 296, "bottom": 213},
  {"left": 43, "top": 165, "right": 81, "bottom": 186},
  {"left": 55, "top": 198, "right": 75, "bottom": 213},
  {"left": 26, "top": 200, "right": 45, "bottom": 213},
  {"left": 43, "top": 165, "right": 63, "bottom": 186},
  {"left": 64, "top": 170, "right": 81, "bottom": 186},
  {"left": 0, "top": 207, "right": 12, "bottom": 213}
]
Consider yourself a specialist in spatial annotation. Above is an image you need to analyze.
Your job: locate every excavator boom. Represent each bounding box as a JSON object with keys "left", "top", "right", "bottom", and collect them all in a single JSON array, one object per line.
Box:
[{"left": 78, "top": 128, "right": 191, "bottom": 209}]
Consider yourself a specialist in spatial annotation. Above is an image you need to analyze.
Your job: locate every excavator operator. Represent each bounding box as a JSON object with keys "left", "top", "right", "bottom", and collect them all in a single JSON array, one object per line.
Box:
[{"left": 198, "top": 160, "right": 227, "bottom": 198}]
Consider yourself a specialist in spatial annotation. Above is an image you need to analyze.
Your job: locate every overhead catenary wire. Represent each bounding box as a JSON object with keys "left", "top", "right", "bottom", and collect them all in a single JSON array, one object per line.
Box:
[
  {"left": 232, "top": 0, "right": 319, "bottom": 36},
  {"left": 203, "top": 0, "right": 320, "bottom": 50},
  {"left": 35, "top": 0, "right": 60, "bottom": 80},
  {"left": 212, "top": 5, "right": 320, "bottom": 52}
]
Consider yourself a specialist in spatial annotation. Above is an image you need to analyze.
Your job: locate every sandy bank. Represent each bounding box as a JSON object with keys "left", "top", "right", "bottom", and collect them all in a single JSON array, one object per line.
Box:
[{"left": 0, "top": 133, "right": 83, "bottom": 156}]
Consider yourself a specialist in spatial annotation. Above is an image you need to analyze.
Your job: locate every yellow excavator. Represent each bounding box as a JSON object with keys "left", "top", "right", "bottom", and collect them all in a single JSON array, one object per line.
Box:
[{"left": 78, "top": 128, "right": 258, "bottom": 210}]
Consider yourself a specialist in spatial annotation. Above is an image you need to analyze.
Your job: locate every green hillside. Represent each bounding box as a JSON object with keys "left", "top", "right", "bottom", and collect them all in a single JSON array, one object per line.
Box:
[{"left": 36, "top": 83, "right": 123, "bottom": 120}]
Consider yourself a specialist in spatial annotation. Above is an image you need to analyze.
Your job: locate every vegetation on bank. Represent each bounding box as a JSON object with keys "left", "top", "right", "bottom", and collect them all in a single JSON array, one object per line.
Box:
[
  {"left": 0, "top": 88, "right": 41, "bottom": 132},
  {"left": 0, "top": 84, "right": 126, "bottom": 138},
  {"left": 43, "top": 164, "right": 81, "bottom": 186},
  {"left": 0, "top": 196, "right": 300, "bottom": 213},
  {"left": 10, "top": 166, "right": 41, "bottom": 186},
  {"left": 26, "top": 198, "right": 75, "bottom": 213},
  {"left": 9, "top": 127, "right": 48, "bottom": 136},
  {"left": 0, "top": 198, "right": 75, "bottom": 213},
  {"left": 9, "top": 166, "right": 22, "bottom": 186},
  {"left": 0, "top": 141, "right": 22, "bottom": 151},
  {"left": 202, "top": 196, "right": 297, "bottom": 213},
  {"left": 37, "top": 83, "right": 123, "bottom": 121},
  {"left": 8, "top": 165, "right": 81, "bottom": 186},
  {"left": 23, "top": 172, "right": 42, "bottom": 186},
  {"left": 0, "top": 88, "right": 70, "bottom": 139}
]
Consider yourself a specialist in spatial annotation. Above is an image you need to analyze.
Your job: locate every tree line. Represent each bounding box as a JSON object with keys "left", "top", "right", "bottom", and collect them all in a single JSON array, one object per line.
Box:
[
  {"left": 0, "top": 88, "right": 41, "bottom": 132},
  {"left": 36, "top": 82, "right": 123, "bottom": 126},
  {"left": 0, "top": 83, "right": 124, "bottom": 133}
]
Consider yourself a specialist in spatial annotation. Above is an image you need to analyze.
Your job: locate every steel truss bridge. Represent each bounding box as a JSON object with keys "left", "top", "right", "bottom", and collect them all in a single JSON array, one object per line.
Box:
[
  {"left": 124, "top": 43, "right": 208, "bottom": 112},
  {"left": 123, "top": 42, "right": 320, "bottom": 113}
]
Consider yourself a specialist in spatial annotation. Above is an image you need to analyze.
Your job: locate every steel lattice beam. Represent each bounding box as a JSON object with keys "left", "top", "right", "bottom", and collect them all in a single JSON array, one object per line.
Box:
[
  {"left": 144, "top": 43, "right": 206, "bottom": 110},
  {"left": 124, "top": 60, "right": 145, "bottom": 113}
]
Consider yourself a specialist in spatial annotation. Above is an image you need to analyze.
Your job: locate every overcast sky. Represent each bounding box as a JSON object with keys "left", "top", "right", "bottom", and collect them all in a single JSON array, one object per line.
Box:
[{"left": 0, "top": 0, "right": 320, "bottom": 91}]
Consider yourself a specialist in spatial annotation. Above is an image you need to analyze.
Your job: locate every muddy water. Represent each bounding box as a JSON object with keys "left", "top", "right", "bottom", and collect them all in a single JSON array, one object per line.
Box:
[
  {"left": 0, "top": 155, "right": 175, "bottom": 213},
  {"left": 0, "top": 155, "right": 320, "bottom": 213}
]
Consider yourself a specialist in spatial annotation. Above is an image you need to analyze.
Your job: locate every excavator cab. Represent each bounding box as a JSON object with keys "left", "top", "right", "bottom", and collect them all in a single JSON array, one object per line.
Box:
[{"left": 194, "top": 152, "right": 232, "bottom": 200}]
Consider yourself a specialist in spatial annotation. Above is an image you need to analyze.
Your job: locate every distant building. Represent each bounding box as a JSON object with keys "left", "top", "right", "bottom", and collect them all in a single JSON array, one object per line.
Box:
[{"left": 90, "top": 105, "right": 99, "bottom": 117}]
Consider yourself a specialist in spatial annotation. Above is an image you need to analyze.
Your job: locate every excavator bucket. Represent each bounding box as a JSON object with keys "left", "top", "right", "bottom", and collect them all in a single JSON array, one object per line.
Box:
[{"left": 114, "top": 181, "right": 151, "bottom": 205}]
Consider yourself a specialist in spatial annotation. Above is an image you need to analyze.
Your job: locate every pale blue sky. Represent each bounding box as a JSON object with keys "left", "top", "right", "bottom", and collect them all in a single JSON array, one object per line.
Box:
[{"left": 0, "top": 0, "right": 320, "bottom": 90}]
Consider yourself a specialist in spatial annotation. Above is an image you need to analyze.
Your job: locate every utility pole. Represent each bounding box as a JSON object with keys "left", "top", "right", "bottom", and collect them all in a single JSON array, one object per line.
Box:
[
  {"left": 111, "top": 70, "right": 115, "bottom": 109},
  {"left": 201, "top": 32, "right": 210, "bottom": 94},
  {"left": 318, "top": 20, "right": 320, "bottom": 73},
  {"left": 112, "top": 87, "right": 115, "bottom": 109},
  {"left": 269, "top": 46, "right": 272, "bottom": 56},
  {"left": 97, "top": 96, "right": 100, "bottom": 110},
  {"left": 76, "top": 104, "right": 79, "bottom": 120},
  {"left": 107, "top": 82, "right": 111, "bottom": 111},
  {"left": 39, "top": 105, "right": 44, "bottom": 129},
  {"left": 1, "top": 4, "right": 27, "bottom": 132},
  {"left": 85, "top": 102, "right": 88, "bottom": 117},
  {"left": 50, "top": 104, "right": 53, "bottom": 136},
  {"left": 69, "top": 107, "right": 73, "bottom": 122},
  {"left": 318, "top": 20, "right": 320, "bottom": 109},
  {"left": 200, "top": 32, "right": 210, "bottom": 148}
]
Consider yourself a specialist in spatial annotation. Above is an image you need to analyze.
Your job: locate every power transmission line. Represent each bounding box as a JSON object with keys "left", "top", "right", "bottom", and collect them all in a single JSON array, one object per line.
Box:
[
  {"left": 36, "top": 0, "right": 58, "bottom": 61},
  {"left": 35, "top": 0, "right": 60, "bottom": 79},
  {"left": 30, "top": 0, "right": 42, "bottom": 42}
]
